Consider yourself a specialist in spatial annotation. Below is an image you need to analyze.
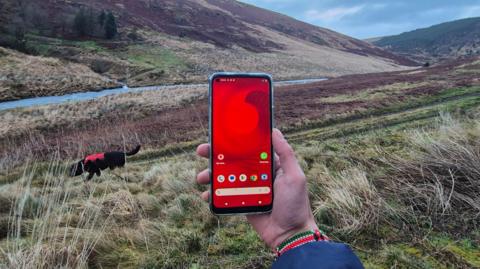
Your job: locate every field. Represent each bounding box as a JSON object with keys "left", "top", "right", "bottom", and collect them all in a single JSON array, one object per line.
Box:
[{"left": 0, "top": 57, "right": 479, "bottom": 268}]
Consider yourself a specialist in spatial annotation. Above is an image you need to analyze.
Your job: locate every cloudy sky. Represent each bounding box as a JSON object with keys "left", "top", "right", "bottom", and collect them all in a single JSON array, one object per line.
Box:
[{"left": 239, "top": 0, "right": 480, "bottom": 39}]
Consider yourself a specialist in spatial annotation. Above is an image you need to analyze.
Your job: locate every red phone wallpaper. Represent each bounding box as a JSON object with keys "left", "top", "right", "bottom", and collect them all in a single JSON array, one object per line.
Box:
[{"left": 212, "top": 77, "right": 273, "bottom": 209}]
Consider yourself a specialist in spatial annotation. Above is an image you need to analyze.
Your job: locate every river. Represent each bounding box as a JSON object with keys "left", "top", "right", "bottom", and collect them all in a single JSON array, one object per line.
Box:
[{"left": 0, "top": 78, "right": 327, "bottom": 111}]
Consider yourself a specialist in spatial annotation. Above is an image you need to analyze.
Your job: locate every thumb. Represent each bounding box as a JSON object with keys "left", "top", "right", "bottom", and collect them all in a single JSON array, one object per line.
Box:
[{"left": 272, "top": 129, "right": 303, "bottom": 176}]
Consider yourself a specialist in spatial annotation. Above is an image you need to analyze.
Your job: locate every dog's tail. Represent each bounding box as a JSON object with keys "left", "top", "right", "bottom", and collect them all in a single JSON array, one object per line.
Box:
[{"left": 126, "top": 145, "right": 141, "bottom": 156}]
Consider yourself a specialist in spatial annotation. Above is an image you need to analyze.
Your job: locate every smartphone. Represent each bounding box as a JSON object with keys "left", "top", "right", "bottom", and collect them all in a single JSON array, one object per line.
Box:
[{"left": 209, "top": 72, "right": 274, "bottom": 215}]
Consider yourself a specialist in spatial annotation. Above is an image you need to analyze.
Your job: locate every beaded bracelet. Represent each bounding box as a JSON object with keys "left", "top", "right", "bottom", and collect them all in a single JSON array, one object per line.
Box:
[{"left": 275, "top": 229, "right": 329, "bottom": 257}]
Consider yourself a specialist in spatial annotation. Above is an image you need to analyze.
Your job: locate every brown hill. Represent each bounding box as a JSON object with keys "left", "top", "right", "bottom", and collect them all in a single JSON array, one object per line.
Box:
[{"left": 0, "top": 0, "right": 416, "bottom": 100}]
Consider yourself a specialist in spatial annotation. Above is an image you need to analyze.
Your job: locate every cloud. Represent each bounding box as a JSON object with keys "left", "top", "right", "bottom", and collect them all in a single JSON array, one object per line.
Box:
[
  {"left": 305, "top": 5, "right": 365, "bottom": 22},
  {"left": 239, "top": 0, "right": 480, "bottom": 38},
  {"left": 459, "top": 5, "right": 480, "bottom": 18}
]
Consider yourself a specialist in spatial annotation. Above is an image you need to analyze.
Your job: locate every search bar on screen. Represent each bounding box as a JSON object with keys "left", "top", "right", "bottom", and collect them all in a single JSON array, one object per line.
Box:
[{"left": 215, "top": 187, "right": 271, "bottom": 196}]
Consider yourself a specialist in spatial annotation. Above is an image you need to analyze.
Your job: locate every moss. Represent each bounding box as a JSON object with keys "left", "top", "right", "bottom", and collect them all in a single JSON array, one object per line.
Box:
[{"left": 428, "top": 235, "right": 480, "bottom": 268}]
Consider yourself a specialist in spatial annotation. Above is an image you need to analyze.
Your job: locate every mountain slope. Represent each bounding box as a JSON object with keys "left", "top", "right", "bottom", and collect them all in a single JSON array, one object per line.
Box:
[
  {"left": 374, "top": 17, "right": 480, "bottom": 63},
  {"left": 0, "top": 0, "right": 415, "bottom": 100}
]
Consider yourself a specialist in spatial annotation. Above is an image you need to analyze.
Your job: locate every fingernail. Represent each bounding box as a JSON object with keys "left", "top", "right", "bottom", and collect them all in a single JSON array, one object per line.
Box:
[{"left": 274, "top": 128, "right": 285, "bottom": 140}]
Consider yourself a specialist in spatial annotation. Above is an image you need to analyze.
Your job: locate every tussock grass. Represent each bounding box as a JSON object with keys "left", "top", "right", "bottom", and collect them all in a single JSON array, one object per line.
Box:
[
  {"left": 1, "top": 158, "right": 114, "bottom": 269},
  {"left": 308, "top": 165, "right": 391, "bottom": 237},
  {"left": 381, "top": 114, "right": 480, "bottom": 232}
]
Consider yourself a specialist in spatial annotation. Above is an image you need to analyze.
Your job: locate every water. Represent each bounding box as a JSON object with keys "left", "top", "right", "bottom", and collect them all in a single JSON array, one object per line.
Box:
[{"left": 0, "top": 78, "right": 327, "bottom": 111}]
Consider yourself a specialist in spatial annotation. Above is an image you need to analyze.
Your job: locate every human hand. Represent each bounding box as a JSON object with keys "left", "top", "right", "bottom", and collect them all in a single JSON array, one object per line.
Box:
[{"left": 196, "top": 128, "right": 318, "bottom": 249}]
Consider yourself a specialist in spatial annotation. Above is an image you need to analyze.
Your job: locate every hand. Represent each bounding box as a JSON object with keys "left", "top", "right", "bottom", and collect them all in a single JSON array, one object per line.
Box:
[{"left": 196, "top": 128, "right": 318, "bottom": 249}]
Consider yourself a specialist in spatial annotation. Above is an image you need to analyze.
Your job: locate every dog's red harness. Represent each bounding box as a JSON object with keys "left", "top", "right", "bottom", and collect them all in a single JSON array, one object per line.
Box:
[{"left": 84, "top": 153, "right": 105, "bottom": 164}]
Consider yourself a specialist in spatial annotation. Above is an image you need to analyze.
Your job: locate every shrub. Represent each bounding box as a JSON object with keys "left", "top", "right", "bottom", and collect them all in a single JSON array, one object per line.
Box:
[{"left": 104, "top": 12, "right": 117, "bottom": 39}]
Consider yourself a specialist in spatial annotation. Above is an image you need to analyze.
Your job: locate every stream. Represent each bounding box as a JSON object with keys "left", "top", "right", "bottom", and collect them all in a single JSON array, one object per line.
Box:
[{"left": 0, "top": 78, "right": 327, "bottom": 111}]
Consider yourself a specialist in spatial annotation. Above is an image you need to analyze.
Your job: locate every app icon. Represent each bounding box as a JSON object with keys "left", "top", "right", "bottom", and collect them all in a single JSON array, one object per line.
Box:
[
  {"left": 239, "top": 174, "right": 247, "bottom": 182},
  {"left": 260, "top": 152, "right": 268, "bottom": 160},
  {"left": 217, "top": 154, "right": 224, "bottom": 160},
  {"left": 228, "top": 174, "right": 236, "bottom": 182},
  {"left": 250, "top": 174, "right": 258, "bottom": 181},
  {"left": 217, "top": 175, "right": 225, "bottom": 183},
  {"left": 261, "top": 174, "right": 268, "bottom": 180}
]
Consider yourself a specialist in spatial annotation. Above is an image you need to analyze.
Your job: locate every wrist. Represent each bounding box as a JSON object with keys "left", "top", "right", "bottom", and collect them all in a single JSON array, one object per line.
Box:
[
  {"left": 274, "top": 226, "right": 329, "bottom": 257},
  {"left": 269, "top": 220, "right": 319, "bottom": 250}
]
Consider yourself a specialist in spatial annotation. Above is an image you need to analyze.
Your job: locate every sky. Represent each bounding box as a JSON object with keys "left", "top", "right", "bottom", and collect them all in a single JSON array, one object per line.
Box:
[{"left": 239, "top": 0, "right": 480, "bottom": 39}]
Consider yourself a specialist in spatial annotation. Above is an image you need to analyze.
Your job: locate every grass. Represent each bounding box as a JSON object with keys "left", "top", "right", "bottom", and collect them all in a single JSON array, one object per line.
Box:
[
  {"left": 0, "top": 59, "right": 479, "bottom": 268},
  {"left": 317, "top": 82, "right": 430, "bottom": 103},
  {"left": 0, "top": 47, "right": 119, "bottom": 102},
  {"left": 121, "top": 45, "right": 186, "bottom": 71},
  {"left": 0, "top": 104, "right": 479, "bottom": 268}
]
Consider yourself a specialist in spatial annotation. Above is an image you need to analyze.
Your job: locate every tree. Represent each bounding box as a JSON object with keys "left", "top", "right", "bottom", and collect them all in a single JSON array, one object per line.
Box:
[
  {"left": 14, "top": 26, "right": 27, "bottom": 52},
  {"left": 73, "top": 9, "right": 88, "bottom": 36},
  {"left": 104, "top": 11, "right": 117, "bottom": 39},
  {"left": 98, "top": 10, "right": 106, "bottom": 26}
]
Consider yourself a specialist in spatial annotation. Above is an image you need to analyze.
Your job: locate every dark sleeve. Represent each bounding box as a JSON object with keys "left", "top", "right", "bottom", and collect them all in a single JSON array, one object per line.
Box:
[{"left": 272, "top": 241, "right": 364, "bottom": 269}]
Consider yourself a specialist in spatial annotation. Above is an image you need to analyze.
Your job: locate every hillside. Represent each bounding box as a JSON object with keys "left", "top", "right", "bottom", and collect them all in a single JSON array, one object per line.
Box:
[
  {"left": 0, "top": 0, "right": 415, "bottom": 101},
  {"left": 374, "top": 17, "right": 480, "bottom": 63},
  {"left": 0, "top": 47, "right": 119, "bottom": 101}
]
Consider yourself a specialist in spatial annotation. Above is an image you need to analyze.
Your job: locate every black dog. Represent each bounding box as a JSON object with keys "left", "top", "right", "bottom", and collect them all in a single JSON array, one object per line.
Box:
[{"left": 70, "top": 145, "right": 141, "bottom": 180}]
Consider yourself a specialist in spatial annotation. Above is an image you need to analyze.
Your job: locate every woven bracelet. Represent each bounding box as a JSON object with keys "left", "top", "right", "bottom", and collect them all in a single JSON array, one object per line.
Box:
[{"left": 275, "top": 229, "right": 329, "bottom": 257}]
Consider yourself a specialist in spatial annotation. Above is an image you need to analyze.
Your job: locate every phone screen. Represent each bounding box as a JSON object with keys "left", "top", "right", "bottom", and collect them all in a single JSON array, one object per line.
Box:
[{"left": 210, "top": 74, "right": 273, "bottom": 214}]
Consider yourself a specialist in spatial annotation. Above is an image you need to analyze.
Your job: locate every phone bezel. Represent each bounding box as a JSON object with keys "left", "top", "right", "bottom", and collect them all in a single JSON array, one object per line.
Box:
[{"left": 208, "top": 72, "right": 275, "bottom": 215}]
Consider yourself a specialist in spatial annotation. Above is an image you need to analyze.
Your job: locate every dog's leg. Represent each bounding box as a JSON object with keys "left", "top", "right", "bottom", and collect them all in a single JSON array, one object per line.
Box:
[
  {"left": 95, "top": 165, "right": 101, "bottom": 177},
  {"left": 87, "top": 172, "right": 94, "bottom": 181}
]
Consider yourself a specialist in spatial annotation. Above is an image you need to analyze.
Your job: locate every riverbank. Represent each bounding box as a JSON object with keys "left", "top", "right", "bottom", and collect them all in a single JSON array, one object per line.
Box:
[
  {"left": 0, "top": 78, "right": 327, "bottom": 111},
  {"left": 0, "top": 47, "right": 121, "bottom": 102}
]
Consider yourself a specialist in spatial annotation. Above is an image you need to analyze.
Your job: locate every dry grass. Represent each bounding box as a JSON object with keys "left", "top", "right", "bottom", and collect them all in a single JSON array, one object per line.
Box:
[
  {"left": 0, "top": 151, "right": 220, "bottom": 268},
  {"left": 0, "top": 84, "right": 208, "bottom": 172},
  {"left": 0, "top": 47, "right": 119, "bottom": 102},
  {"left": 308, "top": 165, "right": 390, "bottom": 237},
  {"left": 0, "top": 84, "right": 206, "bottom": 138},
  {"left": 0, "top": 110, "right": 479, "bottom": 267},
  {"left": 1, "top": 158, "right": 115, "bottom": 268},
  {"left": 381, "top": 114, "right": 480, "bottom": 231}
]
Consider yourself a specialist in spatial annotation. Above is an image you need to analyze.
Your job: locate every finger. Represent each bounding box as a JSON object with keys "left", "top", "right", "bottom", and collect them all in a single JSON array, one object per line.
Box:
[
  {"left": 201, "top": 191, "right": 209, "bottom": 201},
  {"left": 274, "top": 153, "right": 280, "bottom": 171},
  {"left": 196, "top": 144, "right": 210, "bottom": 159},
  {"left": 196, "top": 169, "right": 210, "bottom": 185},
  {"left": 272, "top": 129, "right": 303, "bottom": 176}
]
